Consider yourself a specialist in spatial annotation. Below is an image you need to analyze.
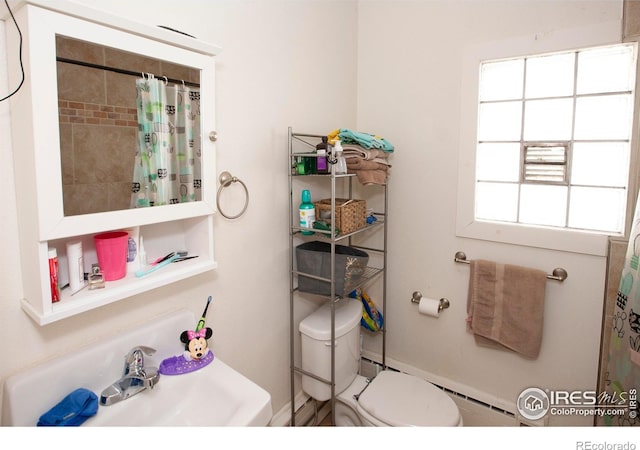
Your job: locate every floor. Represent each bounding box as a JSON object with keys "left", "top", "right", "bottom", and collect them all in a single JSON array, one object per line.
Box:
[{"left": 318, "top": 414, "right": 332, "bottom": 426}]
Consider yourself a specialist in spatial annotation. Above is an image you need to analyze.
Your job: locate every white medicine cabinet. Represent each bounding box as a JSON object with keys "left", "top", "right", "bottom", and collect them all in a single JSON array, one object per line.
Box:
[{"left": 4, "top": 0, "right": 221, "bottom": 325}]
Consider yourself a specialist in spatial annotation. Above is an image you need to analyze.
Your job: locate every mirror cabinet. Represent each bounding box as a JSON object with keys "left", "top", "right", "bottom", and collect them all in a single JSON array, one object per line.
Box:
[{"left": 5, "top": 0, "right": 221, "bottom": 325}]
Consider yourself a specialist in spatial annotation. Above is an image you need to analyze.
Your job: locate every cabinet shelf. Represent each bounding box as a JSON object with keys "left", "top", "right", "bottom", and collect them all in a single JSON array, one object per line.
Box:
[
  {"left": 27, "top": 215, "right": 217, "bottom": 325},
  {"left": 24, "top": 258, "right": 218, "bottom": 325}
]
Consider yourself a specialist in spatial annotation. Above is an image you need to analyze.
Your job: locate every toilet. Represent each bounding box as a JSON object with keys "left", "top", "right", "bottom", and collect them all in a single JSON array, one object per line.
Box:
[{"left": 299, "top": 298, "right": 462, "bottom": 426}]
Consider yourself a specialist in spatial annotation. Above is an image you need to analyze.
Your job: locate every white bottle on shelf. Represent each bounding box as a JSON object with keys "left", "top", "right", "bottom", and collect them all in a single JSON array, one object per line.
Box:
[
  {"left": 66, "top": 240, "right": 85, "bottom": 293},
  {"left": 333, "top": 139, "right": 347, "bottom": 174}
]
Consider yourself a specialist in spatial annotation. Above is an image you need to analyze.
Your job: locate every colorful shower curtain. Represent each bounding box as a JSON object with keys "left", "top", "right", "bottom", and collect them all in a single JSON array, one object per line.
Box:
[
  {"left": 603, "top": 192, "right": 640, "bottom": 426},
  {"left": 131, "top": 75, "right": 201, "bottom": 208}
]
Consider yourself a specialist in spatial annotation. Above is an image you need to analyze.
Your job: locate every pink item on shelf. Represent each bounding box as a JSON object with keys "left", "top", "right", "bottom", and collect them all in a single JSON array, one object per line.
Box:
[{"left": 94, "top": 231, "right": 128, "bottom": 281}]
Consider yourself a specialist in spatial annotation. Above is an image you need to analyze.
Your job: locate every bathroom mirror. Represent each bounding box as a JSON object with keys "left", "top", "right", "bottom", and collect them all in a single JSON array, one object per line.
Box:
[{"left": 56, "top": 35, "right": 202, "bottom": 217}]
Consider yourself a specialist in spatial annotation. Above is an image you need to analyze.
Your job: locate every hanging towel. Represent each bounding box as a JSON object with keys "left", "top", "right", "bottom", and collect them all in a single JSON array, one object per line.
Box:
[{"left": 466, "top": 259, "right": 547, "bottom": 359}]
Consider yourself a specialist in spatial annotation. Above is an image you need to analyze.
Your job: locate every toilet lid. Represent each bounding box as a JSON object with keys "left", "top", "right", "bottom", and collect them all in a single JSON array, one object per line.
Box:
[{"left": 356, "top": 371, "right": 460, "bottom": 426}]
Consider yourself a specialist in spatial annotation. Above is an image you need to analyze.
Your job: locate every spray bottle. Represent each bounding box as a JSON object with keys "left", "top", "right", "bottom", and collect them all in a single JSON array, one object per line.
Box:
[{"left": 333, "top": 139, "right": 347, "bottom": 174}]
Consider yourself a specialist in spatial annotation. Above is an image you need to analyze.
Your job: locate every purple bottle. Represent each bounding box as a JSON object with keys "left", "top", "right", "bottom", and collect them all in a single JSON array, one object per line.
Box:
[{"left": 316, "top": 136, "right": 329, "bottom": 174}]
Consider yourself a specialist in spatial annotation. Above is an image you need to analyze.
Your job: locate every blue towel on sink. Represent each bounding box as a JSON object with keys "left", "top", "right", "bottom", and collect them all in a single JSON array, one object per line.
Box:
[{"left": 37, "top": 388, "right": 98, "bottom": 426}]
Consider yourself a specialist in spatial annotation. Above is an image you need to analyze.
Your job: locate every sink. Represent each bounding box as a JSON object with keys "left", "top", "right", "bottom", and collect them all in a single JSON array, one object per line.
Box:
[
  {"left": 2, "top": 310, "right": 272, "bottom": 426},
  {"left": 86, "top": 358, "right": 271, "bottom": 426}
]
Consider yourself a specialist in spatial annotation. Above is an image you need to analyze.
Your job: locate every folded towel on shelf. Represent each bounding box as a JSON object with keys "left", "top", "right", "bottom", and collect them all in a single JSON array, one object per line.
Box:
[
  {"left": 346, "top": 159, "right": 389, "bottom": 186},
  {"left": 342, "top": 144, "right": 390, "bottom": 162},
  {"left": 466, "top": 259, "right": 547, "bottom": 359},
  {"left": 349, "top": 169, "right": 388, "bottom": 186},
  {"left": 346, "top": 159, "right": 390, "bottom": 171},
  {"left": 340, "top": 143, "right": 391, "bottom": 186},
  {"left": 328, "top": 128, "right": 394, "bottom": 152}
]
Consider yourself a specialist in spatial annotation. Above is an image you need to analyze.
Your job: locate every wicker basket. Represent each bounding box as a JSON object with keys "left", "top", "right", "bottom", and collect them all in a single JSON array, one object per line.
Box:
[{"left": 314, "top": 198, "right": 366, "bottom": 235}]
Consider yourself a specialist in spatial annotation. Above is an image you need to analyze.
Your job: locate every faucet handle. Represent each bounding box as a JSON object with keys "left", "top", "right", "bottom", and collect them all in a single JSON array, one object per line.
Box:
[
  {"left": 124, "top": 346, "right": 156, "bottom": 375},
  {"left": 130, "top": 345, "right": 156, "bottom": 356}
]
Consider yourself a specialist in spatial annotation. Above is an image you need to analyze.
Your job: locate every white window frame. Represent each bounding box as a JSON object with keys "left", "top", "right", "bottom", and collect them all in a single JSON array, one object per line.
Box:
[{"left": 456, "top": 20, "right": 639, "bottom": 257}]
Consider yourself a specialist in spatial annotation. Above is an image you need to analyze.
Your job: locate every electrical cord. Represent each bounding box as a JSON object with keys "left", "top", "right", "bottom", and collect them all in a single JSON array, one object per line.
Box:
[{"left": 1, "top": 0, "right": 25, "bottom": 102}]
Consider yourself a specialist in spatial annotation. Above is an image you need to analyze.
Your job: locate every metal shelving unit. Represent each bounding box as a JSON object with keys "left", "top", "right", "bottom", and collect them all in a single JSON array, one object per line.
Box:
[{"left": 288, "top": 127, "right": 388, "bottom": 426}]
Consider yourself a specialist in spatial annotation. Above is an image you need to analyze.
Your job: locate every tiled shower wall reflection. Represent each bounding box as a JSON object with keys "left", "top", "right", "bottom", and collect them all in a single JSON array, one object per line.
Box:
[{"left": 56, "top": 36, "right": 198, "bottom": 216}]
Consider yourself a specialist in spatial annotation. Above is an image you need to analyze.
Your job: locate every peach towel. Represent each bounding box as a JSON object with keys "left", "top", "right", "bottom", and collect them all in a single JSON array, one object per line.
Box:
[{"left": 466, "top": 259, "right": 547, "bottom": 359}]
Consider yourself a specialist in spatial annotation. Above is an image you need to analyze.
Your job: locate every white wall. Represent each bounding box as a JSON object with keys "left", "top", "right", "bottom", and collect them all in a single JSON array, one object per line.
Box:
[
  {"left": 0, "top": 0, "right": 626, "bottom": 428},
  {"left": 0, "top": 0, "right": 357, "bottom": 424},
  {"left": 357, "top": 0, "right": 623, "bottom": 426}
]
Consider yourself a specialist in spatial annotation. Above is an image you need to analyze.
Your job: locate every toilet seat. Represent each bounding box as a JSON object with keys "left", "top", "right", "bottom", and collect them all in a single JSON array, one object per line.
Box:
[{"left": 356, "top": 371, "right": 461, "bottom": 426}]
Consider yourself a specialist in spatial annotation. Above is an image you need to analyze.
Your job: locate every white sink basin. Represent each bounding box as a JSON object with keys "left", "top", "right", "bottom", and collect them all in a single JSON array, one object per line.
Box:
[{"left": 2, "top": 310, "right": 272, "bottom": 426}]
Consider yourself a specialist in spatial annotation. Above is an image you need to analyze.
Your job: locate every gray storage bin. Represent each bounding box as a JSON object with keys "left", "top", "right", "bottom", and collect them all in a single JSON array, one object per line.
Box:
[{"left": 296, "top": 241, "right": 369, "bottom": 296}]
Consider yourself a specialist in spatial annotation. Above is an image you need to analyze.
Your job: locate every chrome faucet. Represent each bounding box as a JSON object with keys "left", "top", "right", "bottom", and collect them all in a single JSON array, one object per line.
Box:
[{"left": 100, "top": 346, "right": 160, "bottom": 406}]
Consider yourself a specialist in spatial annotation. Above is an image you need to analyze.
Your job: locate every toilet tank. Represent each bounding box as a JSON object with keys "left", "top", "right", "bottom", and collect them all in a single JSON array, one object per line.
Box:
[{"left": 299, "top": 298, "right": 362, "bottom": 401}]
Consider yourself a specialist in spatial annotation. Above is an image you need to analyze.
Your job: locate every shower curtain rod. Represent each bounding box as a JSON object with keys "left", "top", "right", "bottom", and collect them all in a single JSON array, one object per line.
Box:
[{"left": 56, "top": 57, "right": 200, "bottom": 88}]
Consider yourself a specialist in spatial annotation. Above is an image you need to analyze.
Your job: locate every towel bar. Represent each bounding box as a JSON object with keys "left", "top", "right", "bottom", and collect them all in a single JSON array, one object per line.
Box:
[{"left": 454, "top": 251, "right": 567, "bottom": 282}]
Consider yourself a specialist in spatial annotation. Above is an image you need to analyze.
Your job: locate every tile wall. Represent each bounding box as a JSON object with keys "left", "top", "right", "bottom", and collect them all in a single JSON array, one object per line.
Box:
[{"left": 55, "top": 36, "right": 198, "bottom": 216}]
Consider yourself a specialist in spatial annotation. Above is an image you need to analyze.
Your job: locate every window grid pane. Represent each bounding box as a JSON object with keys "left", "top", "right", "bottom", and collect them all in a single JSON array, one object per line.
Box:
[
  {"left": 475, "top": 43, "right": 636, "bottom": 233},
  {"left": 523, "top": 98, "right": 574, "bottom": 141},
  {"left": 477, "top": 143, "right": 521, "bottom": 182}
]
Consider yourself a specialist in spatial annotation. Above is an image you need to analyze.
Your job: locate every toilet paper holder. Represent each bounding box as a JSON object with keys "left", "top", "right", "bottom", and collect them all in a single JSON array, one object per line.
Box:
[{"left": 410, "top": 291, "right": 450, "bottom": 312}]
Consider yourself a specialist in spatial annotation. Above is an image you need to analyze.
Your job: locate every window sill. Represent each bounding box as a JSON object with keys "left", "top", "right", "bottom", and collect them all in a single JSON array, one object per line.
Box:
[{"left": 455, "top": 218, "right": 613, "bottom": 256}]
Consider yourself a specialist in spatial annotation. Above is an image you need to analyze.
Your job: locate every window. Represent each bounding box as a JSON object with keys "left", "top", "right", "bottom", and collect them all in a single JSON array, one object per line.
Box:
[{"left": 475, "top": 44, "right": 636, "bottom": 235}]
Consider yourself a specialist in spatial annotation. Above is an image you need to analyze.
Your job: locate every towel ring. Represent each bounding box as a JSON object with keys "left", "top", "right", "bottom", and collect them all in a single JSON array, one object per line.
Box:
[{"left": 216, "top": 171, "right": 249, "bottom": 219}]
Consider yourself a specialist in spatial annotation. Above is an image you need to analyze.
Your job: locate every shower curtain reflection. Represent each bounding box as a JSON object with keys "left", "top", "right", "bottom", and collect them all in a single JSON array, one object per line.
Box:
[
  {"left": 131, "top": 75, "right": 202, "bottom": 208},
  {"left": 601, "top": 190, "right": 640, "bottom": 426}
]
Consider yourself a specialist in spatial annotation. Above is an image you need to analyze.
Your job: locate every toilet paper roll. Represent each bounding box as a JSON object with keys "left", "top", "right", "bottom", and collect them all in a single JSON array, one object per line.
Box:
[{"left": 418, "top": 297, "right": 440, "bottom": 318}]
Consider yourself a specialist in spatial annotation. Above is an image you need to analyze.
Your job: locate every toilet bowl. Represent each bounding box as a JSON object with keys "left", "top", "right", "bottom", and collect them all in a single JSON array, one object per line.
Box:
[
  {"left": 300, "top": 298, "right": 463, "bottom": 427},
  {"left": 334, "top": 372, "right": 462, "bottom": 426}
]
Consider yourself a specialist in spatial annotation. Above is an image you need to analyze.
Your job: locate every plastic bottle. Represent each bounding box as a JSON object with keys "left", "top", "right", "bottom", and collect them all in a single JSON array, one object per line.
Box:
[
  {"left": 334, "top": 139, "right": 347, "bottom": 174},
  {"left": 48, "top": 248, "right": 60, "bottom": 303},
  {"left": 138, "top": 235, "right": 147, "bottom": 267},
  {"left": 66, "top": 240, "right": 84, "bottom": 294},
  {"left": 315, "top": 136, "right": 329, "bottom": 174},
  {"left": 299, "top": 189, "right": 316, "bottom": 235},
  {"left": 296, "top": 156, "right": 316, "bottom": 175},
  {"left": 124, "top": 226, "right": 140, "bottom": 274}
]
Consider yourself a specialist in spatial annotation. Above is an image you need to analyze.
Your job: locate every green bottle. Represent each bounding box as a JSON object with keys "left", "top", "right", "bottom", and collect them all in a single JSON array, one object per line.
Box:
[{"left": 299, "top": 189, "right": 315, "bottom": 235}]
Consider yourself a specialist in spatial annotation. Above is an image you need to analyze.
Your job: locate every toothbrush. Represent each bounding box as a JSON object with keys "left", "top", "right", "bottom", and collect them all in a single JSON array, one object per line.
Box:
[
  {"left": 195, "top": 295, "right": 212, "bottom": 332},
  {"left": 150, "top": 251, "right": 175, "bottom": 266},
  {"left": 135, "top": 253, "right": 181, "bottom": 278}
]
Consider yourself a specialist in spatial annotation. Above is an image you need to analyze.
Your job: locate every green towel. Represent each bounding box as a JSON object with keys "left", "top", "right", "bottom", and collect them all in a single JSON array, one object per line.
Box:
[{"left": 330, "top": 128, "right": 394, "bottom": 152}]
